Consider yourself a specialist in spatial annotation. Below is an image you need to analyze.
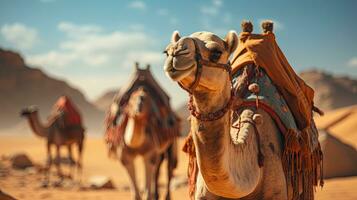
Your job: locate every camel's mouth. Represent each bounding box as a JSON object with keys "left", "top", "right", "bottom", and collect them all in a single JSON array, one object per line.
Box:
[
  {"left": 164, "top": 63, "right": 196, "bottom": 82},
  {"left": 20, "top": 106, "right": 38, "bottom": 117},
  {"left": 20, "top": 110, "right": 30, "bottom": 116}
]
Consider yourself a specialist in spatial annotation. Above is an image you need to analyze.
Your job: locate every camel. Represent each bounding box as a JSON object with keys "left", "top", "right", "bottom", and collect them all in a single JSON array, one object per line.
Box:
[
  {"left": 112, "top": 87, "right": 178, "bottom": 200},
  {"left": 163, "top": 30, "right": 292, "bottom": 199},
  {"left": 21, "top": 106, "right": 85, "bottom": 186}
]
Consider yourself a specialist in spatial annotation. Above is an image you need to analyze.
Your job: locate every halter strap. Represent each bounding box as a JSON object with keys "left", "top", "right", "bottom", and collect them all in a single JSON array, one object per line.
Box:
[
  {"left": 178, "top": 38, "right": 232, "bottom": 94},
  {"left": 175, "top": 37, "right": 235, "bottom": 122}
]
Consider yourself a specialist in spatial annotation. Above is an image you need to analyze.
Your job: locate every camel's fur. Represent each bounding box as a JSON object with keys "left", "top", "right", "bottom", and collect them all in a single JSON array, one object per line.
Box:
[
  {"left": 116, "top": 88, "right": 177, "bottom": 200},
  {"left": 164, "top": 31, "right": 291, "bottom": 199}
]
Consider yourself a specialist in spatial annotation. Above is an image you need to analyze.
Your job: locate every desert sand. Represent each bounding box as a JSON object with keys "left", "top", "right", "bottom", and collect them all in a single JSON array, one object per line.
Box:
[
  {"left": 0, "top": 135, "right": 189, "bottom": 200},
  {"left": 0, "top": 136, "right": 356, "bottom": 200},
  {"left": 315, "top": 105, "right": 357, "bottom": 148},
  {"left": 1, "top": 104, "right": 357, "bottom": 200}
]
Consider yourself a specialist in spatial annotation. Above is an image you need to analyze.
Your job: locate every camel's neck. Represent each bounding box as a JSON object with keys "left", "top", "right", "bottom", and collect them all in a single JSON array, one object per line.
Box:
[
  {"left": 26, "top": 113, "right": 49, "bottom": 138},
  {"left": 124, "top": 116, "right": 147, "bottom": 148},
  {"left": 191, "top": 78, "right": 262, "bottom": 198}
]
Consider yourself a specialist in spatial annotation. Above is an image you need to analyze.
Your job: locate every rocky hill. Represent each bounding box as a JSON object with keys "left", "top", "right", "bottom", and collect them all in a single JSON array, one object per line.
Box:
[
  {"left": 300, "top": 69, "right": 357, "bottom": 111},
  {"left": 94, "top": 90, "right": 118, "bottom": 111},
  {"left": 0, "top": 48, "right": 104, "bottom": 134}
]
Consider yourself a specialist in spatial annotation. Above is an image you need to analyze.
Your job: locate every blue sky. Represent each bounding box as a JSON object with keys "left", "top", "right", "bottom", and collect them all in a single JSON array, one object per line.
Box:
[{"left": 1, "top": 0, "right": 357, "bottom": 107}]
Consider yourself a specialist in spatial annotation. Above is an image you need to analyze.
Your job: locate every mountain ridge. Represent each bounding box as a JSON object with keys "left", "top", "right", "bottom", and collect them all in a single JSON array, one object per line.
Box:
[{"left": 0, "top": 48, "right": 104, "bottom": 134}]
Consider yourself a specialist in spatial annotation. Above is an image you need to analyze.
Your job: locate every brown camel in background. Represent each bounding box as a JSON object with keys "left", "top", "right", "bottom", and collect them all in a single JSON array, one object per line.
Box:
[
  {"left": 21, "top": 105, "right": 85, "bottom": 186},
  {"left": 108, "top": 87, "right": 178, "bottom": 200}
]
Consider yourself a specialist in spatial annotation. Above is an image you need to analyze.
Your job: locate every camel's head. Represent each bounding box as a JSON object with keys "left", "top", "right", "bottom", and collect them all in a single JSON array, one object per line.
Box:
[
  {"left": 127, "top": 87, "right": 151, "bottom": 120},
  {"left": 20, "top": 106, "right": 38, "bottom": 117},
  {"left": 164, "top": 31, "right": 238, "bottom": 93}
]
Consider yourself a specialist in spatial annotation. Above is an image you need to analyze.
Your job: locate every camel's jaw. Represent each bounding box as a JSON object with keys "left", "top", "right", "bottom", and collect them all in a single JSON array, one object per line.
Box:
[{"left": 164, "top": 62, "right": 196, "bottom": 82}]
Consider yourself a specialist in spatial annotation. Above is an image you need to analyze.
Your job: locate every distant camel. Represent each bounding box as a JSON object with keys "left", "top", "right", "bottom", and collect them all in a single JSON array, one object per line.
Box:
[
  {"left": 108, "top": 87, "right": 178, "bottom": 200},
  {"left": 21, "top": 105, "right": 85, "bottom": 186}
]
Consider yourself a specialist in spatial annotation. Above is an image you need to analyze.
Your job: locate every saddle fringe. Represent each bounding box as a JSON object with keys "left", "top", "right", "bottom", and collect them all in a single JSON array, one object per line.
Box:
[{"left": 282, "top": 129, "right": 324, "bottom": 200}]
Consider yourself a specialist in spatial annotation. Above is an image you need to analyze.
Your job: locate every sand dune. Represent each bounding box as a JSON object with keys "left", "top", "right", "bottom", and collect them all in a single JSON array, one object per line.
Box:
[
  {"left": 0, "top": 135, "right": 189, "bottom": 200},
  {"left": 315, "top": 105, "right": 357, "bottom": 148},
  {"left": 319, "top": 130, "right": 357, "bottom": 178},
  {"left": 0, "top": 135, "right": 356, "bottom": 200}
]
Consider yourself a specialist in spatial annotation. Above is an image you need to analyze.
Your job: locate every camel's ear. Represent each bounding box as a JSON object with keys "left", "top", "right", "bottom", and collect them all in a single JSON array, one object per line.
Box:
[
  {"left": 135, "top": 62, "right": 139, "bottom": 70},
  {"left": 224, "top": 31, "right": 238, "bottom": 54},
  {"left": 171, "top": 30, "right": 181, "bottom": 43}
]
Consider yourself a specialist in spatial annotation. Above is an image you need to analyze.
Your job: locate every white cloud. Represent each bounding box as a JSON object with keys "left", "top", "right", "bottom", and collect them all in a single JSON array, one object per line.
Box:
[
  {"left": 128, "top": 1, "right": 146, "bottom": 10},
  {"left": 1, "top": 23, "right": 40, "bottom": 50},
  {"left": 27, "top": 21, "right": 161, "bottom": 69},
  {"left": 28, "top": 51, "right": 76, "bottom": 68},
  {"left": 347, "top": 57, "right": 357, "bottom": 67},
  {"left": 26, "top": 22, "right": 166, "bottom": 101},
  {"left": 58, "top": 22, "right": 102, "bottom": 37}
]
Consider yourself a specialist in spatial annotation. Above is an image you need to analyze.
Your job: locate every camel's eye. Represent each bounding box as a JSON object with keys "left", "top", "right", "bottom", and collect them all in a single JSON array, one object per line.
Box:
[
  {"left": 163, "top": 50, "right": 168, "bottom": 56},
  {"left": 209, "top": 49, "right": 222, "bottom": 62}
]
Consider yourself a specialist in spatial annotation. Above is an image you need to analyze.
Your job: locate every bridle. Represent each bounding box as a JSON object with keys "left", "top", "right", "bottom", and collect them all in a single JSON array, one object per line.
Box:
[
  {"left": 174, "top": 37, "right": 235, "bottom": 121},
  {"left": 172, "top": 37, "right": 265, "bottom": 167}
]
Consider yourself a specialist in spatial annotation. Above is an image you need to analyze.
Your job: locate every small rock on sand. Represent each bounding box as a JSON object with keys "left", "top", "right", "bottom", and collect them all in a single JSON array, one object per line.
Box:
[
  {"left": 170, "top": 176, "right": 188, "bottom": 190},
  {"left": 88, "top": 175, "right": 115, "bottom": 189},
  {"left": 11, "top": 153, "right": 33, "bottom": 169}
]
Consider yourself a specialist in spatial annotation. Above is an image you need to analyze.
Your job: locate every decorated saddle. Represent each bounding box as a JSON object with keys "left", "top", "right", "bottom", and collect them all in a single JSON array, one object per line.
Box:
[
  {"left": 51, "top": 96, "right": 83, "bottom": 130},
  {"left": 183, "top": 21, "right": 324, "bottom": 200},
  {"left": 233, "top": 64, "right": 323, "bottom": 200},
  {"left": 105, "top": 63, "right": 180, "bottom": 149},
  {"left": 230, "top": 21, "right": 323, "bottom": 199}
]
